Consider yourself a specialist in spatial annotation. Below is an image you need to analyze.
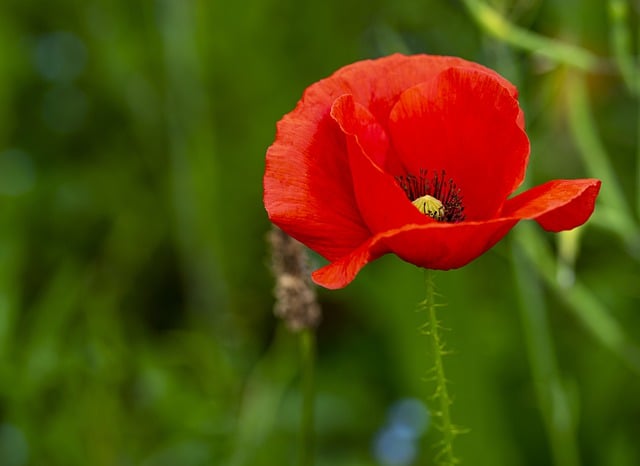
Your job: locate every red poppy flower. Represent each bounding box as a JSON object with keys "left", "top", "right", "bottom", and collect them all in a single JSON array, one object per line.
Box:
[{"left": 264, "top": 54, "right": 601, "bottom": 289}]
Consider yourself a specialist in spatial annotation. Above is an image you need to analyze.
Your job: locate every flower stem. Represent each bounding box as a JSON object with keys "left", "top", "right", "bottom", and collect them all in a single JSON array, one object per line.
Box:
[
  {"left": 423, "top": 269, "right": 458, "bottom": 465},
  {"left": 512, "top": 241, "right": 581, "bottom": 466},
  {"left": 299, "top": 328, "right": 316, "bottom": 466}
]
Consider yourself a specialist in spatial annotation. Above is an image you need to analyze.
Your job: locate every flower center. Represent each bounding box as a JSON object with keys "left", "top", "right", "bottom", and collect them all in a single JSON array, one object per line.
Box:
[
  {"left": 412, "top": 195, "right": 445, "bottom": 220},
  {"left": 396, "top": 169, "right": 465, "bottom": 222}
]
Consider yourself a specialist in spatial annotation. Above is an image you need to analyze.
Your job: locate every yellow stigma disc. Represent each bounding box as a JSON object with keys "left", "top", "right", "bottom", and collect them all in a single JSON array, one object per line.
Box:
[{"left": 412, "top": 194, "right": 445, "bottom": 220}]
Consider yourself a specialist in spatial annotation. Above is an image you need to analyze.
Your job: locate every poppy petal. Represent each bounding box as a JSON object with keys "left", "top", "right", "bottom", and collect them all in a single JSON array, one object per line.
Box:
[
  {"left": 330, "top": 94, "right": 432, "bottom": 234},
  {"left": 384, "top": 219, "right": 518, "bottom": 270},
  {"left": 311, "top": 218, "right": 518, "bottom": 288},
  {"left": 264, "top": 100, "right": 371, "bottom": 262},
  {"left": 311, "top": 236, "right": 389, "bottom": 289},
  {"left": 312, "top": 179, "right": 601, "bottom": 289},
  {"left": 501, "top": 179, "right": 601, "bottom": 231},
  {"left": 323, "top": 54, "right": 520, "bottom": 125},
  {"left": 329, "top": 93, "right": 394, "bottom": 171},
  {"left": 388, "top": 67, "right": 530, "bottom": 221}
]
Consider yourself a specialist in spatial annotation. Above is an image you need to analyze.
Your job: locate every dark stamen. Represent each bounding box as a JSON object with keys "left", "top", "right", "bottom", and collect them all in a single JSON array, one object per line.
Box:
[{"left": 396, "top": 169, "right": 465, "bottom": 222}]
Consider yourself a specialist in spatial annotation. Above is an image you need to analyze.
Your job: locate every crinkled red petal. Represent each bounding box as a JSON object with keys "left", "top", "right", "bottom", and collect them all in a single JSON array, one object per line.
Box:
[
  {"left": 384, "top": 219, "right": 519, "bottom": 270},
  {"left": 324, "top": 54, "right": 520, "bottom": 126},
  {"left": 330, "top": 95, "right": 433, "bottom": 233},
  {"left": 312, "top": 218, "right": 517, "bottom": 289},
  {"left": 264, "top": 101, "right": 370, "bottom": 261},
  {"left": 329, "top": 94, "right": 390, "bottom": 168},
  {"left": 501, "top": 179, "right": 601, "bottom": 231},
  {"left": 311, "top": 236, "right": 388, "bottom": 290},
  {"left": 388, "top": 67, "right": 529, "bottom": 220}
]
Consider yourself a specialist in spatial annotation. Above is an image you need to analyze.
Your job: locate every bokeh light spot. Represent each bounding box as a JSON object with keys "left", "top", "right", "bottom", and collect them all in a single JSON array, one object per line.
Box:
[
  {"left": 33, "top": 31, "right": 87, "bottom": 82},
  {"left": 374, "top": 427, "right": 417, "bottom": 466},
  {"left": 0, "top": 423, "right": 29, "bottom": 466},
  {"left": 387, "top": 397, "right": 430, "bottom": 438},
  {"left": 373, "top": 398, "right": 430, "bottom": 465}
]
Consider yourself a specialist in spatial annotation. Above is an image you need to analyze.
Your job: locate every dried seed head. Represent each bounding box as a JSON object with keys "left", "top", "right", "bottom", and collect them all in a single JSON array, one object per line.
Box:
[{"left": 268, "top": 226, "right": 321, "bottom": 331}]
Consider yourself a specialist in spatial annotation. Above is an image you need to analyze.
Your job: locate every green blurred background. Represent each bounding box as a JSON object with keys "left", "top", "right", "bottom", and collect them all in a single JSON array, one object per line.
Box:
[{"left": 0, "top": 0, "right": 638, "bottom": 465}]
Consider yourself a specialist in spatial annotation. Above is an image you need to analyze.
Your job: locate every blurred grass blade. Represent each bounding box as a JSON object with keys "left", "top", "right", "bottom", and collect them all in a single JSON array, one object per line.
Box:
[
  {"left": 588, "top": 206, "right": 640, "bottom": 259},
  {"left": 371, "top": 24, "right": 412, "bottom": 55},
  {"left": 607, "top": 0, "right": 638, "bottom": 95},
  {"left": 228, "top": 325, "right": 298, "bottom": 466},
  {"left": 635, "top": 5, "right": 640, "bottom": 224},
  {"left": 0, "top": 227, "right": 23, "bottom": 363},
  {"left": 515, "top": 224, "right": 640, "bottom": 375},
  {"left": 512, "top": 242, "right": 581, "bottom": 466},
  {"left": 462, "top": 0, "right": 601, "bottom": 71},
  {"left": 299, "top": 330, "right": 316, "bottom": 466},
  {"left": 565, "top": 72, "right": 640, "bottom": 246},
  {"left": 638, "top": 69, "right": 640, "bottom": 222},
  {"left": 159, "top": 0, "right": 227, "bottom": 318}
]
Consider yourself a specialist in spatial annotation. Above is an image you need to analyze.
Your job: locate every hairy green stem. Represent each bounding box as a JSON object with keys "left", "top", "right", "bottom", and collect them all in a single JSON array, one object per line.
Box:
[
  {"left": 299, "top": 329, "right": 316, "bottom": 466},
  {"left": 423, "top": 269, "right": 458, "bottom": 465},
  {"left": 512, "top": 242, "right": 581, "bottom": 466}
]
